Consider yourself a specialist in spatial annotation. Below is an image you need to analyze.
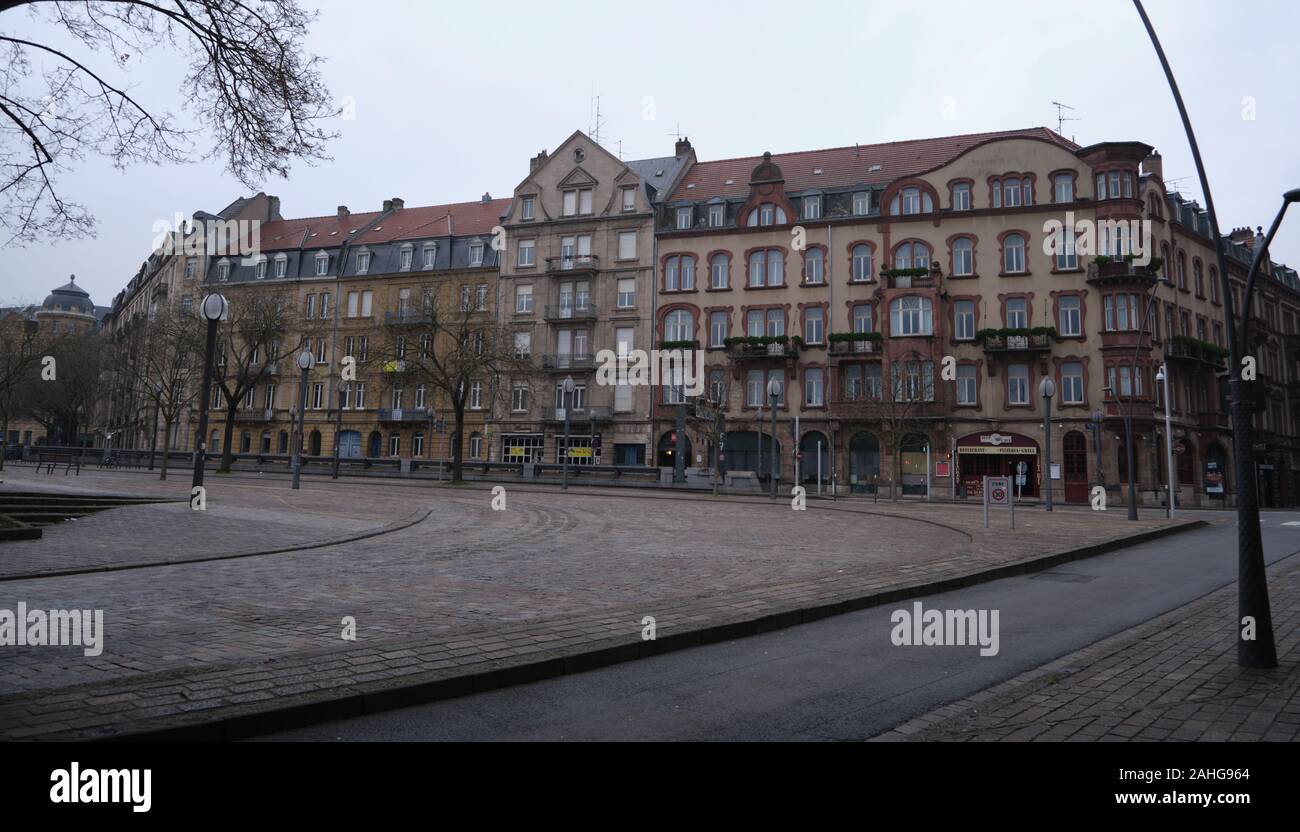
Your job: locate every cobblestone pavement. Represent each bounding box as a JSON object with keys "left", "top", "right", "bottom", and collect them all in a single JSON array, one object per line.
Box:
[
  {"left": 0, "top": 467, "right": 1193, "bottom": 739},
  {"left": 871, "top": 554, "right": 1300, "bottom": 742}
]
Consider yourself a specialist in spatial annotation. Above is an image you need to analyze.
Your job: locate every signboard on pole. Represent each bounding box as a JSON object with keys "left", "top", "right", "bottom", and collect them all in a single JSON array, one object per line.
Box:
[{"left": 984, "top": 475, "right": 1014, "bottom": 529}]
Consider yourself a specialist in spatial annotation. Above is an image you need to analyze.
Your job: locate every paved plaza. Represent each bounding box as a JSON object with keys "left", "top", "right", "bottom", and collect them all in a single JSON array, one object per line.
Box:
[{"left": 0, "top": 467, "right": 1192, "bottom": 739}]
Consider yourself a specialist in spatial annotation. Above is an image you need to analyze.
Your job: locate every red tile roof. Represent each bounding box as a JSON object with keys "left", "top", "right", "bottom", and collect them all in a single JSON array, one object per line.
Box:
[
  {"left": 669, "top": 127, "right": 1079, "bottom": 201},
  {"left": 253, "top": 198, "right": 510, "bottom": 251}
]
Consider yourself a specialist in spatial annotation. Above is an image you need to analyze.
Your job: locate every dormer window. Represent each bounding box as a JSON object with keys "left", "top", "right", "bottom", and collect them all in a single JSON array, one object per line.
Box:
[
  {"left": 521, "top": 195, "right": 535, "bottom": 220},
  {"left": 853, "top": 191, "right": 870, "bottom": 215},
  {"left": 356, "top": 249, "right": 371, "bottom": 274},
  {"left": 274, "top": 253, "right": 287, "bottom": 278},
  {"left": 803, "top": 196, "right": 821, "bottom": 219},
  {"left": 951, "top": 183, "right": 971, "bottom": 211},
  {"left": 469, "top": 241, "right": 484, "bottom": 266},
  {"left": 185, "top": 258, "right": 197, "bottom": 279},
  {"left": 255, "top": 256, "right": 267, "bottom": 279},
  {"left": 314, "top": 252, "right": 329, "bottom": 276},
  {"left": 400, "top": 245, "right": 413, "bottom": 271},
  {"left": 621, "top": 187, "right": 636, "bottom": 212},
  {"left": 708, "top": 204, "right": 724, "bottom": 227},
  {"left": 1003, "top": 178, "right": 1022, "bottom": 208},
  {"left": 676, "top": 206, "right": 693, "bottom": 230},
  {"left": 423, "top": 243, "right": 436, "bottom": 269},
  {"left": 217, "top": 259, "right": 231, "bottom": 281},
  {"left": 562, "top": 189, "right": 593, "bottom": 217}
]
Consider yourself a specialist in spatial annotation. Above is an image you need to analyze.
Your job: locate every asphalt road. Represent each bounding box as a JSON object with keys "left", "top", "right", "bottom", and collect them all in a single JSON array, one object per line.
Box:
[{"left": 262, "top": 508, "right": 1300, "bottom": 741}]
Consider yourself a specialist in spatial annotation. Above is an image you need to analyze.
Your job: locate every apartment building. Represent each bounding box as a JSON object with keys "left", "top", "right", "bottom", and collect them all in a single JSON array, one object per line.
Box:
[
  {"left": 494, "top": 131, "right": 694, "bottom": 467},
  {"left": 199, "top": 195, "right": 510, "bottom": 463},
  {"left": 652, "top": 127, "right": 1300, "bottom": 506}
]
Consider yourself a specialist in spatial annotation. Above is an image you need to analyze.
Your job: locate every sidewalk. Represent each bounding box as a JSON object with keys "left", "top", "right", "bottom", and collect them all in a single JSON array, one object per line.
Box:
[{"left": 871, "top": 554, "right": 1300, "bottom": 742}]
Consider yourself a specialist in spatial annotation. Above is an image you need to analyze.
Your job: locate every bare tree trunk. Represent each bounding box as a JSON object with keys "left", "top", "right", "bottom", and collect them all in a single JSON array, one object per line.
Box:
[
  {"left": 220, "top": 405, "right": 238, "bottom": 472},
  {"left": 159, "top": 417, "right": 172, "bottom": 481},
  {"left": 451, "top": 405, "right": 465, "bottom": 483},
  {"left": 0, "top": 414, "right": 7, "bottom": 472}
]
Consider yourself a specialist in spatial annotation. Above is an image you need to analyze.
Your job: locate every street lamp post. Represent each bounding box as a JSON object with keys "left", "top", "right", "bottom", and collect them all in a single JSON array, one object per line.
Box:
[
  {"left": 1133, "top": 0, "right": 1294, "bottom": 667},
  {"left": 561, "top": 375, "right": 575, "bottom": 491},
  {"left": 1157, "top": 363, "right": 1175, "bottom": 518},
  {"left": 767, "top": 377, "right": 782, "bottom": 499},
  {"left": 332, "top": 386, "right": 344, "bottom": 480},
  {"left": 291, "top": 348, "right": 315, "bottom": 490},
  {"left": 1040, "top": 376, "right": 1056, "bottom": 511},
  {"left": 191, "top": 293, "right": 227, "bottom": 491}
]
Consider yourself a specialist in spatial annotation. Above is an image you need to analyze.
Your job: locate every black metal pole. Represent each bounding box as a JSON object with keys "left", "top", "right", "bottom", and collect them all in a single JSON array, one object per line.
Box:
[
  {"left": 332, "top": 387, "right": 343, "bottom": 479},
  {"left": 148, "top": 395, "right": 160, "bottom": 471},
  {"left": 292, "top": 364, "right": 308, "bottom": 490},
  {"left": 191, "top": 317, "right": 218, "bottom": 490},
  {"left": 769, "top": 393, "right": 778, "bottom": 499},
  {"left": 1133, "top": 0, "right": 1276, "bottom": 667},
  {"left": 1044, "top": 393, "right": 1053, "bottom": 511}
]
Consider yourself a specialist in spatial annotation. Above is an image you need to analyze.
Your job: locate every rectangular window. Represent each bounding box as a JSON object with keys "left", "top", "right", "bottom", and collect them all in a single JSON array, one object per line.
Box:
[
  {"left": 515, "top": 285, "right": 533, "bottom": 313},
  {"left": 955, "top": 300, "right": 975, "bottom": 340},
  {"left": 676, "top": 207, "right": 692, "bottom": 229},
  {"left": 518, "top": 240, "right": 535, "bottom": 267},
  {"left": 853, "top": 304, "right": 872, "bottom": 334},
  {"left": 853, "top": 192, "right": 869, "bottom": 215},
  {"left": 469, "top": 243, "right": 484, "bottom": 266},
  {"left": 746, "top": 370, "right": 765, "bottom": 406},
  {"left": 579, "top": 189, "right": 593, "bottom": 215},
  {"left": 1005, "top": 298, "right": 1027, "bottom": 329},
  {"left": 710, "top": 311, "right": 728, "bottom": 347},
  {"left": 312, "top": 383, "right": 324, "bottom": 410},
  {"left": 957, "top": 365, "right": 977, "bottom": 405},
  {"left": 618, "top": 231, "right": 636, "bottom": 260},
  {"left": 952, "top": 184, "right": 970, "bottom": 211},
  {"left": 1062, "top": 362, "right": 1085, "bottom": 404},
  {"left": 804, "top": 196, "right": 821, "bottom": 219},
  {"left": 1059, "top": 295, "right": 1081, "bottom": 336},
  {"left": 357, "top": 252, "right": 370, "bottom": 274},
  {"left": 522, "top": 196, "right": 535, "bottom": 220},
  {"left": 708, "top": 204, "right": 724, "bottom": 227},
  {"left": 563, "top": 190, "right": 577, "bottom": 216},
  {"left": 306, "top": 294, "right": 316, "bottom": 318},
  {"left": 319, "top": 293, "right": 329, "bottom": 319},
  {"left": 766, "top": 309, "right": 784, "bottom": 337},
  {"left": 514, "top": 331, "right": 531, "bottom": 357},
  {"left": 423, "top": 245, "right": 436, "bottom": 269},
  {"left": 747, "top": 309, "right": 764, "bottom": 337},
  {"left": 804, "top": 307, "right": 824, "bottom": 344},
  {"left": 361, "top": 291, "right": 373, "bottom": 317},
  {"left": 805, "top": 368, "right": 824, "bottom": 406},
  {"left": 617, "top": 278, "right": 635, "bottom": 308},
  {"left": 1008, "top": 364, "right": 1029, "bottom": 405},
  {"left": 355, "top": 383, "right": 366, "bottom": 409},
  {"left": 621, "top": 187, "right": 635, "bottom": 212}
]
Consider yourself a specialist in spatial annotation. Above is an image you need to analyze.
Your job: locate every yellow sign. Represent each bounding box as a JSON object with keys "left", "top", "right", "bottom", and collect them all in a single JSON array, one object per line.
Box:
[
  {"left": 568, "top": 447, "right": 593, "bottom": 458},
  {"left": 508, "top": 446, "right": 525, "bottom": 457}
]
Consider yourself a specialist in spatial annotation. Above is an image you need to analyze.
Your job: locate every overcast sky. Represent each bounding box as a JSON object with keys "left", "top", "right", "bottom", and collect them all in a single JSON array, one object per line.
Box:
[{"left": 3, "top": 0, "right": 1297, "bottom": 308}]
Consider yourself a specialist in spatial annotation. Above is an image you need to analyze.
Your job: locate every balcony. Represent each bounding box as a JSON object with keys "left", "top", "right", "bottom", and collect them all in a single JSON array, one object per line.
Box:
[
  {"left": 1086, "top": 257, "right": 1162, "bottom": 287},
  {"left": 377, "top": 407, "right": 432, "bottom": 424},
  {"left": 725, "top": 337, "right": 800, "bottom": 360},
  {"left": 1164, "top": 336, "right": 1228, "bottom": 371},
  {"left": 827, "top": 335, "right": 881, "bottom": 355},
  {"left": 545, "top": 255, "right": 600, "bottom": 275},
  {"left": 978, "top": 329, "right": 1055, "bottom": 353},
  {"left": 245, "top": 407, "right": 282, "bottom": 423},
  {"left": 384, "top": 309, "right": 432, "bottom": 326},
  {"left": 541, "top": 354, "right": 596, "bottom": 372},
  {"left": 544, "top": 303, "right": 598, "bottom": 323},
  {"left": 541, "top": 405, "right": 612, "bottom": 422},
  {"left": 881, "top": 266, "right": 940, "bottom": 289}
]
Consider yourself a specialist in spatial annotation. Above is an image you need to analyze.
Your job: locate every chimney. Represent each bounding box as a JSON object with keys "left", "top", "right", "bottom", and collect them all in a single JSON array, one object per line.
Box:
[
  {"left": 390, "top": 197, "right": 404, "bottom": 211},
  {"left": 481, "top": 192, "right": 492, "bottom": 204},
  {"left": 675, "top": 136, "right": 693, "bottom": 157},
  {"left": 1142, "top": 151, "right": 1163, "bottom": 182},
  {"left": 382, "top": 199, "right": 392, "bottom": 212},
  {"left": 1230, "top": 227, "right": 1260, "bottom": 249},
  {"left": 530, "top": 149, "right": 549, "bottom": 173},
  {"left": 267, "top": 195, "right": 282, "bottom": 221},
  {"left": 337, "top": 205, "right": 349, "bottom": 219}
]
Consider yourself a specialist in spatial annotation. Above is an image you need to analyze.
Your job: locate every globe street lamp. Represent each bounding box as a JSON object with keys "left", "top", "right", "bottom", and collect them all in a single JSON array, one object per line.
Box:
[
  {"left": 192, "top": 293, "right": 227, "bottom": 490},
  {"left": 1039, "top": 376, "right": 1056, "bottom": 511},
  {"left": 561, "top": 375, "right": 575, "bottom": 491},
  {"left": 1156, "top": 363, "right": 1175, "bottom": 518},
  {"left": 767, "top": 377, "right": 782, "bottom": 499},
  {"left": 291, "top": 348, "right": 315, "bottom": 490}
]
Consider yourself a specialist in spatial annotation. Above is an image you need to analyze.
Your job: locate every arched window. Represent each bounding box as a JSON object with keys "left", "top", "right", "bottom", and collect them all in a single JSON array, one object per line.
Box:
[
  {"left": 951, "top": 237, "right": 974, "bottom": 276},
  {"left": 665, "top": 309, "right": 694, "bottom": 342},
  {"left": 1177, "top": 252, "right": 1187, "bottom": 289},
  {"left": 1193, "top": 260, "right": 1204, "bottom": 296},
  {"left": 851, "top": 244, "right": 873, "bottom": 282},
  {"left": 893, "top": 241, "right": 931, "bottom": 270},
  {"left": 889, "top": 187, "right": 932, "bottom": 216},
  {"left": 890, "top": 296, "right": 934, "bottom": 336},
  {"left": 1003, "top": 234, "right": 1026, "bottom": 273},
  {"left": 710, "top": 253, "right": 729, "bottom": 289},
  {"left": 746, "top": 203, "right": 786, "bottom": 226},
  {"left": 309, "top": 430, "right": 322, "bottom": 456},
  {"left": 469, "top": 432, "right": 483, "bottom": 459},
  {"left": 804, "top": 248, "right": 824, "bottom": 284}
]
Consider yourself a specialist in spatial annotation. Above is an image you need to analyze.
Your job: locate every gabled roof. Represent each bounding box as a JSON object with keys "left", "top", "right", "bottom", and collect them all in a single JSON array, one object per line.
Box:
[
  {"left": 250, "top": 198, "right": 511, "bottom": 253},
  {"left": 669, "top": 127, "right": 1079, "bottom": 201}
]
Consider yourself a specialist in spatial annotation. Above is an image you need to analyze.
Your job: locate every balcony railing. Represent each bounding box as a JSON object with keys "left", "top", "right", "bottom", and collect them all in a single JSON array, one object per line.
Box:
[
  {"left": 1086, "top": 258, "right": 1162, "bottom": 286},
  {"left": 541, "top": 405, "right": 612, "bottom": 422},
  {"left": 377, "top": 407, "right": 431, "bottom": 424},
  {"left": 544, "top": 303, "right": 598, "bottom": 322},
  {"left": 545, "top": 255, "right": 600, "bottom": 274},
  {"left": 979, "top": 332, "right": 1053, "bottom": 352},
  {"left": 827, "top": 337, "right": 880, "bottom": 355},
  {"left": 726, "top": 339, "right": 800, "bottom": 360},
  {"left": 541, "top": 354, "right": 595, "bottom": 371},
  {"left": 1165, "top": 336, "right": 1228, "bottom": 369},
  {"left": 384, "top": 309, "right": 432, "bottom": 325}
]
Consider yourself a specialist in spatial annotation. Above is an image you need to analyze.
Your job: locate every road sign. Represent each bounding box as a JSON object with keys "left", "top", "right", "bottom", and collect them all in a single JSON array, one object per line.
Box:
[
  {"left": 1016, "top": 461, "right": 1027, "bottom": 476},
  {"left": 1174, "top": 441, "right": 1187, "bottom": 455},
  {"left": 984, "top": 475, "right": 1014, "bottom": 530}
]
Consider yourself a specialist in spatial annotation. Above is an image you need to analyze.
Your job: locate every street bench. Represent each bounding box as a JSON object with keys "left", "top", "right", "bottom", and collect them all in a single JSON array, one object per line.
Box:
[{"left": 37, "top": 452, "right": 79, "bottom": 475}]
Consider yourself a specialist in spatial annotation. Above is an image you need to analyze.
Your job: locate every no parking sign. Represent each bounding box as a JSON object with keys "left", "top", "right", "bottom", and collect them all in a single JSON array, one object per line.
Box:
[{"left": 984, "top": 475, "right": 1014, "bottom": 529}]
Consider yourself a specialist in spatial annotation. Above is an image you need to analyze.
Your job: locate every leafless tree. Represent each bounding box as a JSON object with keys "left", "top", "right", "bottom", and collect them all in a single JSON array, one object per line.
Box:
[
  {"left": 210, "top": 291, "right": 315, "bottom": 472},
  {"left": 0, "top": 0, "right": 338, "bottom": 245},
  {"left": 376, "top": 289, "right": 534, "bottom": 482},
  {"left": 687, "top": 367, "right": 728, "bottom": 495},
  {"left": 113, "top": 307, "right": 205, "bottom": 479},
  {"left": 859, "top": 353, "right": 944, "bottom": 500},
  {"left": 0, "top": 311, "right": 40, "bottom": 470},
  {"left": 22, "top": 329, "right": 106, "bottom": 452}
]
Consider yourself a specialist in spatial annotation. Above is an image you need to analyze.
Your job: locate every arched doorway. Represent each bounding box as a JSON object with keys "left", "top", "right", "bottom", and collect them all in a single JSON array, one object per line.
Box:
[
  {"left": 209, "top": 429, "right": 221, "bottom": 454},
  {"left": 1063, "top": 431, "right": 1088, "bottom": 503},
  {"left": 367, "top": 430, "right": 382, "bottom": 458},
  {"left": 277, "top": 431, "right": 289, "bottom": 454},
  {"left": 799, "top": 431, "right": 831, "bottom": 485},
  {"left": 656, "top": 430, "right": 693, "bottom": 468},
  {"left": 309, "top": 430, "right": 322, "bottom": 457},
  {"left": 260, "top": 431, "right": 272, "bottom": 455},
  {"left": 338, "top": 430, "right": 361, "bottom": 459},
  {"left": 848, "top": 432, "right": 880, "bottom": 494},
  {"left": 899, "top": 432, "right": 930, "bottom": 496},
  {"left": 240, "top": 431, "right": 252, "bottom": 454},
  {"left": 720, "top": 430, "right": 779, "bottom": 479}
]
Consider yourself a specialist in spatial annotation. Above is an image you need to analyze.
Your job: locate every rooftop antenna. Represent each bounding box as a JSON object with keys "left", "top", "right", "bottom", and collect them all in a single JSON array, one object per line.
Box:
[
  {"left": 615, "top": 138, "right": 624, "bottom": 160},
  {"left": 588, "top": 94, "right": 606, "bottom": 147},
  {"left": 1051, "top": 100, "right": 1078, "bottom": 135},
  {"left": 668, "top": 122, "right": 686, "bottom": 141}
]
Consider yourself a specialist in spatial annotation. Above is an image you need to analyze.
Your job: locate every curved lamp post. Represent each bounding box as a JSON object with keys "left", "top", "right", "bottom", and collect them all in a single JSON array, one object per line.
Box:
[
  {"left": 291, "top": 348, "right": 315, "bottom": 490},
  {"left": 1156, "top": 363, "right": 1175, "bottom": 518},
  {"left": 1133, "top": 0, "right": 1292, "bottom": 667},
  {"left": 191, "top": 293, "right": 227, "bottom": 490},
  {"left": 767, "top": 377, "right": 782, "bottom": 499},
  {"left": 1040, "top": 376, "right": 1056, "bottom": 511},
  {"left": 561, "top": 375, "right": 575, "bottom": 491}
]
